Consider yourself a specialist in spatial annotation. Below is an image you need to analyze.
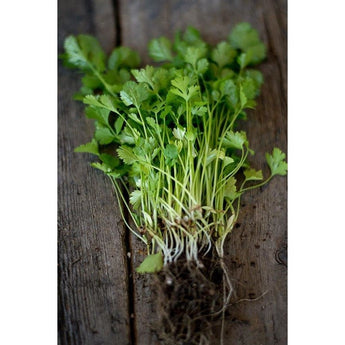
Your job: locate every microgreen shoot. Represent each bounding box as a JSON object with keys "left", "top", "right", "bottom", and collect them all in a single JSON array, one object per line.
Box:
[{"left": 62, "top": 23, "right": 287, "bottom": 274}]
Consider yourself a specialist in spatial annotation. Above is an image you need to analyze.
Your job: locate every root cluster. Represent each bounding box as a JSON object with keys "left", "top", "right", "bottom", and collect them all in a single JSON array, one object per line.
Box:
[{"left": 152, "top": 256, "right": 230, "bottom": 345}]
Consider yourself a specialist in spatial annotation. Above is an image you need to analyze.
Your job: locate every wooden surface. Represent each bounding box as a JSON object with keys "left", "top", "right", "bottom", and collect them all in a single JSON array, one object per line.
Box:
[{"left": 58, "top": 1, "right": 287, "bottom": 344}]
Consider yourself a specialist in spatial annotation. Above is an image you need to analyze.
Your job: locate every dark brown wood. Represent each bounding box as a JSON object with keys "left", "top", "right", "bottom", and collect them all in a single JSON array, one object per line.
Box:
[
  {"left": 59, "top": 1, "right": 287, "bottom": 344},
  {"left": 58, "top": 1, "right": 131, "bottom": 345},
  {"left": 119, "top": 1, "right": 287, "bottom": 344}
]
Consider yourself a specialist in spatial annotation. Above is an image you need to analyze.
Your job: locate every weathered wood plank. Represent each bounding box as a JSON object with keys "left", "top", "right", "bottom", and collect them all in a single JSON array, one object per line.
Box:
[
  {"left": 128, "top": 231, "right": 160, "bottom": 345},
  {"left": 58, "top": 1, "right": 131, "bottom": 344},
  {"left": 119, "top": 1, "right": 287, "bottom": 344}
]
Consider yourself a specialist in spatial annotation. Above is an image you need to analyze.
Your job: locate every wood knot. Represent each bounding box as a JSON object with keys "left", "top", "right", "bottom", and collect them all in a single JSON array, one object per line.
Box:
[{"left": 275, "top": 246, "right": 287, "bottom": 267}]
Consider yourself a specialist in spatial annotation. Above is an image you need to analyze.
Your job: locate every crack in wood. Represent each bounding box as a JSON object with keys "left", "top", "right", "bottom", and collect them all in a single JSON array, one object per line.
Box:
[
  {"left": 123, "top": 205, "right": 137, "bottom": 345},
  {"left": 109, "top": 2, "right": 137, "bottom": 343},
  {"left": 262, "top": 7, "right": 287, "bottom": 108},
  {"left": 113, "top": 0, "right": 122, "bottom": 47},
  {"left": 84, "top": 0, "right": 96, "bottom": 35}
]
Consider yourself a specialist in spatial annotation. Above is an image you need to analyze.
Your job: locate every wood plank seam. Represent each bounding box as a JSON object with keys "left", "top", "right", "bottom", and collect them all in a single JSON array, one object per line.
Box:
[
  {"left": 109, "top": 2, "right": 137, "bottom": 343},
  {"left": 113, "top": 0, "right": 122, "bottom": 47},
  {"left": 122, "top": 188, "right": 137, "bottom": 345}
]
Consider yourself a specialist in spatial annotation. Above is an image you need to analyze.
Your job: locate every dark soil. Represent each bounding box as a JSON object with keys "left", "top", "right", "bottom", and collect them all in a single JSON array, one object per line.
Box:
[{"left": 152, "top": 255, "right": 230, "bottom": 345}]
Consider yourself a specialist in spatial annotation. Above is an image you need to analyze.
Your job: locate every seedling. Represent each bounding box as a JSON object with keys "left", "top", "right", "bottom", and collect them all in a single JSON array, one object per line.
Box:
[{"left": 62, "top": 23, "right": 287, "bottom": 345}]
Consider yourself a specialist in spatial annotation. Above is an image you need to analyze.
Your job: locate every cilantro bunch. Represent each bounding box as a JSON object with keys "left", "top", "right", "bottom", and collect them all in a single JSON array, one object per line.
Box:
[{"left": 62, "top": 23, "right": 287, "bottom": 273}]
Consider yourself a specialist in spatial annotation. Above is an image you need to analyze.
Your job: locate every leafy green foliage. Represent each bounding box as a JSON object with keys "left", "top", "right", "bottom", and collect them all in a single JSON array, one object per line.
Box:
[
  {"left": 74, "top": 139, "right": 99, "bottom": 156},
  {"left": 63, "top": 23, "right": 286, "bottom": 271},
  {"left": 148, "top": 37, "right": 173, "bottom": 62},
  {"left": 266, "top": 148, "right": 288, "bottom": 176},
  {"left": 120, "top": 81, "right": 150, "bottom": 107},
  {"left": 85, "top": 106, "right": 110, "bottom": 126},
  {"left": 95, "top": 126, "right": 115, "bottom": 145},
  {"left": 211, "top": 41, "right": 236, "bottom": 68},
  {"left": 224, "top": 177, "right": 238, "bottom": 201},
  {"left": 117, "top": 146, "right": 138, "bottom": 165},
  {"left": 170, "top": 76, "right": 199, "bottom": 102},
  {"left": 136, "top": 253, "right": 163, "bottom": 273},
  {"left": 229, "top": 22, "right": 266, "bottom": 65},
  {"left": 222, "top": 131, "right": 248, "bottom": 150},
  {"left": 244, "top": 168, "right": 263, "bottom": 181},
  {"left": 129, "top": 190, "right": 142, "bottom": 210},
  {"left": 63, "top": 35, "right": 106, "bottom": 72},
  {"left": 164, "top": 144, "right": 179, "bottom": 166},
  {"left": 108, "top": 46, "right": 140, "bottom": 70}
]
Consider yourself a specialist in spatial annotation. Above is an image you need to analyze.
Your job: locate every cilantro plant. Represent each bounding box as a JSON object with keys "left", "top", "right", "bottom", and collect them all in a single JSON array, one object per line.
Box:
[{"left": 62, "top": 23, "right": 287, "bottom": 273}]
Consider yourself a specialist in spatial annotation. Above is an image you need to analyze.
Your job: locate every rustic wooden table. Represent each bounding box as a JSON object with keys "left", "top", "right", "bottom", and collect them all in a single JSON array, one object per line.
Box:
[{"left": 58, "top": 1, "right": 287, "bottom": 344}]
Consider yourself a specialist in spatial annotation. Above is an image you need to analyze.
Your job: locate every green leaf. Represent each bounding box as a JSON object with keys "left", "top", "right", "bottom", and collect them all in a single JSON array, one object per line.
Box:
[
  {"left": 241, "top": 77, "right": 259, "bottom": 100},
  {"left": 99, "top": 153, "right": 120, "bottom": 170},
  {"left": 229, "top": 22, "right": 261, "bottom": 50},
  {"left": 164, "top": 144, "right": 179, "bottom": 166},
  {"left": 206, "top": 149, "right": 225, "bottom": 166},
  {"left": 104, "top": 68, "right": 131, "bottom": 87},
  {"left": 224, "top": 177, "right": 238, "bottom": 201},
  {"left": 229, "top": 23, "right": 266, "bottom": 65},
  {"left": 120, "top": 81, "right": 150, "bottom": 108},
  {"left": 185, "top": 128, "right": 197, "bottom": 141},
  {"left": 108, "top": 46, "right": 140, "bottom": 70},
  {"left": 191, "top": 105, "right": 207, "bottom": 117},
  {"left": 237, "top": 52, "right": 252, "bottom": 69},
  {"left": 183, "top": 26, "right": 202, "bottom": 44},
  {"left": 82, "top": 74, "right": 102, "bottom": 90},
  {"left": 99, "top": 95, "right": 118, "bottom": 111},
  {"left": 146, "top": 117, "right": 161, "bottom": 133},
  {"left": 244, "top": 168, "right": 263, "bottom": 181},
  {"left": 119, "top": 90, "right": 133, "bottom": 106},
  {"left": 118, "top": 126, "right": 140, "bottom": 145},
  {"left": 128, "top": 113, "right": 143, "bottom": 124},
  {"left": 136, "top": 252, "right": 163, "bottom": 274},
  {"left": 265, "top": 148, "right": 288, "bottom": 176},
  {"left": 132, "top": 66, "right": 155, "bottom": 90},
  {"left": 63, "top": 36, "right": 88, "bottom": 70},
  {"left": 220, "top": 79, "right": 239, "bottom": 108},
  {"left": 91, "top": 162, "right": 112, "bottom": 173},
  {"left": 211, "top": 41, "right": 237, "bottom": 69},
  {"left": 245, "top": 69, "right": 264, "bottom": 86},
  {"left": 171, "top": 75, "right": 189, "bottom": 93},
  {"left": 95, "top": 127, "right": 115, "bottom": 145},
  {"left": 223, "top": 156, "right": 235, "bottom": 167},
  {"left": 91, "top": 161, "right": 125, "bottom": 176},
  {"left": 172, "top": 127, "right": 186, "bottom": 140},
  {"left": 184, "top": 46, "right": 205, "bottom": 67},
  {"left": 117, "top": 146, "right": 138, "bottom": 165},
  {"left": 114, "top": 116, "right": 124, "bottom": 134},
  {"left": 83, "top": 95, "right": 118, "bottom": 112},
  {"left": 170, "top": 76, "right": 199, "bottom": 102},
  {"left": 164, "top": 144, "right": 179, "bottom": 159},
  {"left": 64, "top": 35, "right": 106, "bottom": 72},
  {"left": 222, "top": 131, "right": 248, "bottom": 150},
  {"left": 78, "top": 35, "right": 106, "bottom": 71},
  {"left": 196, "top": 58, "right": 209, "bottom": 75},
  {"left": 148, "top": 37, "right": 173, "bottom": 62},
  {"left": 152, "top": 68, "right": 171, "bottom": 91},
  {"left": 239, "top": 85, "right": 248, "bottom": 108},
  {"left": 246, "top": 44, "right": 266, "bottom": 65},
  {"left": 129, "top": 190, "right": 142, "bottom": 210},
  {"left": 83, "top": 94, "right": 102, "bottom": 107},
  {"left": 74, "top": 139, "right": 99, "bottom": 156},
  {"left": 85, "top": 106, "right": 109, "bottom": 126}
]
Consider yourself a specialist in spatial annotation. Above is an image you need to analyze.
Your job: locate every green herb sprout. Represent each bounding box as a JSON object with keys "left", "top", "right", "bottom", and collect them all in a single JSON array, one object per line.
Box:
[{"left": 62, "top": 23, "right": 287, "bottom": 274}]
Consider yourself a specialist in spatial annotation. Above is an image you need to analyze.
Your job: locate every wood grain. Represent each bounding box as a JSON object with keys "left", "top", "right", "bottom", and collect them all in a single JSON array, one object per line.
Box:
[
  {"left": 119, "top": 1, "right": 287, "bottom": 344},
  {"left": 58, "top": 1, "right": 131, "bottom": 344}
]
